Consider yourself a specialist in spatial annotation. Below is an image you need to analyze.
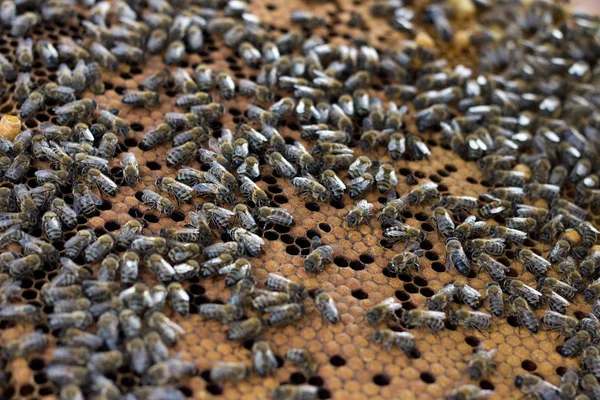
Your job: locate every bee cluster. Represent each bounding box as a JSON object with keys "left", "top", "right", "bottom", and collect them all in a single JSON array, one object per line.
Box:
[{"left": 0, "top": 0, "right": 600, "bottom": 398}]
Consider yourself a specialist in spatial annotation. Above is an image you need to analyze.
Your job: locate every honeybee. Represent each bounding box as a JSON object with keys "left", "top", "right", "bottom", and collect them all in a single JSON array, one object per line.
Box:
[
  {"left": 467, "top": 346, "right": 497, "bottom": 380},
  {"left": 145, "top": 311, "right": 185, "bottom": 347},
  {"left": 515, "top": 248, "right": 550, "bottom": 278},
  {"left": 191, "top": 103, "right": 225, "bottom": 122},
  {"left": 258, "top": 206, "right": 294, "bottom": 228},
  {"left": 146, "top": 254, "right": 174, "bottom": 283},
  {"left": 346, "top": 200, "right": 373, "bottom": 227},
  {"left": 5, "top": 153, "right": 31, "bottom": 182},
  {"left": 436, "top": 196, "right": 478, "bottom": 212},
  {"left": 240, "top": 80, "right": 272, "bottom": 102},
  {"left": 446, "top": 385, "right": 494, "bottom": 400},
  {"left": 97, "top": 109, "right": 130, "bottom": 137},
  {"left": 266, "top": 272, "right": 308, "bottom": 300},
  {"left": 131, "top": 236, "right": 167, "bottom": 256},
  {"left": 476, "top": 253, "right": 509, "bottom": 283},
  {"left": 4, "top": 331, "right": 47, "bottom": 360},
  {"left": 366, "top": 297, "right": 402, "bottom": 326},
  {"left": 139, "top": 123, "right": 173, "bottom": 151},
  {"left": 85, "top": 168, "right": 117, "bottom": 197},
  {"left": 249, "top": 341, "right": 279, "bottom": 377},
  {"left": 0, "top": 303, "right": 39, "bottom": 322},
  {"left": 509, "top": 297, "right": 539, "bottom": 333},
  {"left": 265, "top": 303, "right": 304, "bottom": 326},
  {"left": 507, "top": 279, "right": 542, "bottom": 308},
  {"left": 84, "top": 234, "right": 115, "bottom": 263},
  {"left": 64, "top": 229, "right": 96, "bottom": 259},
  {"left": 389, "top": 250, "right": 423, "bottom": 276},
  {"left": 403, "top": 309, "right": 446, "bottom": 332},
  {"left": 453, "top": 280, "right": 481, "bottom": 309},
  {"left": 145, "top": 358, "right": 197, "bottom": 386},
  {"left": 466, "top": 238, "right": 505, "bottom": 257},
  {"left": 166, "top": 142, "right": 197, "bottom": 168},
  {"left": 292, "top": 175, "right": 328, "bottom": 202},
  {"left": 432, "top": 207, "right": 455, "bottom": 239},
  {"left": 375, "top": 164, "right": 398, "bottom": 193},
  {"left": 166, "top": 282, "right": 189, "bottom": 316},
  {"left": 540, "top": 311, "right": 577, "bottom": 336},
  {"left": 47, "top": 365, "right": 88, "bottom": 387},
  {"left": 445, "top": 239, "right": 471, "bottom": 276},
  {"left": 48, "top": 310, "right": 93, "bottom": 331},
  {"left": 199, "top": 303, "right": 243, "bottom": 323},
  {"left": 315, "top": 290, "right": 339, "bottom": 324},
  {"left": 383, "top": 223, "right": 425, "bottom": 244},
  {"left": 449, "top": 310, "right": 492, "bottom": 332},
  {"left": 140, "top": 190, "right": 175, "bottom": 217},
  {"left": 225, "top": 317, "right": 263, "bottom": 341},
  {"left": 273, "top": 384, "right": 319, "bottom": 400},
  {"left": 216, "top": 72, "right": 235, "bottom": 99},
  {"left": 559, "top": 330, "right": 590, "bottom": 357},
  {"left": 408, "top": 182, "right": 439, "bottom": 205}
]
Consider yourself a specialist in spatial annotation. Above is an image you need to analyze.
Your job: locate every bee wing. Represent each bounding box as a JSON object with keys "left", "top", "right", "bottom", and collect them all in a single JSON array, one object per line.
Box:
[
  {"left": 218, "top": 262, "right": 237, "bottom": 275},
  {"left": 379, "top": 297, "right": 397, "bottom": 306},
  {"left": 421, "top": 310, "right": 447, "bottom": 319},
  {"left": 524, "top": 285, "right": 543, "bottom": 297},
  {"left": 461, "top": 285, "right": 481, "bottom": 298},
  {"left": 86, "top": 189, "right": 103, "bottom": 206},
  {"left": 162, "top": 316, "right": 186, "bottom": 335},
  {"left": 375, "top": 167, "right": 385, "bottom": 182},
  {"left": 192, "top": 182, "right": 219, "bottom": 196},
  {"left": 267, "top": 272, "right": 291, "bottom": 285}
]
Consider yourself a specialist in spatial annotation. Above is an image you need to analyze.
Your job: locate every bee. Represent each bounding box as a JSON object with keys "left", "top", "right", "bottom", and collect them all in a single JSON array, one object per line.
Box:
[
  {"left": 173, "top": 127, "right": 209, "bottom": 148},
  {"left": 453, "top": 280, "right": 481, "bottom": 309},
  {"left": 269, "top": 97, "right": 295, "bottom": 121},
  {"left": 94, "top": 133, "right": 118, "bottom": 160},
  {"left": 346, "top": 200, "right": 373, "bottom": 227},
  {"left": 146, "top": 358, "right": 197, "bottom": 385},
  {"left": 124, "top": 337, "right": 150, "bottom": 376},
  {"left": 19, "top": 90, "right": 45, "bottom": 121},
  {"left": 97, "top": 109, "right": 130, "bottom": 137},
  {"left": 581, "top": 374, "right": 600, "bottom": 398},
  {"left": 191, "top": 64, "right": 213, "bottom": 91},
  {"left": 165, "top": 142, "right": 197, "bottom": 168},
  {"left": 466, "top": 238, "right": 505, "bottom": 257},
  {"left": 443, "top": 239, "right": 470, "bottom": 276},
  {"left": 384, "top": 223, "right": 426, "bottom": 245},
  {"left": 61, "top": 327, "right": 103, "bottom": 350},
  {"left": 231, "top": 228, "right": 265, "bottom": 257},
  {"left": 347, "top": 156, "right": 372, "bottom": 179},
  {"left": 117, "top": 152, "right": 140, "bottom": 187},
  {"left": 47, "top": 365, "right": 88, "bottom": 387},
  {"left": 39, "top": 211, "right": 62, "bottom": 243},
  {"left": 436, "top": 196, "right": 478, "bottom": 212},
  {"left": 315, "top": 290, "right": 339, "bottom": 324},
  {"left": 432, "top": 207, "right": 455, "bottom": 239},
  {"left": 146, "top": 254, "right": 174, "bottom": 283},
  {"left": 266, "top": 152, "right": 296, "bottom": 179},
  {"left": 145, "top": 311, "right": 185, "bottom": 347},
  {"left": 207, "top": 161, "right": 237, "bottom": 192},
  {"left": 266, "top": 272, "right": 307, "bottom": 301},
  {"left": 165, "top": 282, "right": 189, "bottom": 316},
  {"left": 140, "top": 190, "right": 175, "bottom": 217},
  {"left": 191, "top": 103, "right": 224, "bottom": 122},
  {"left": 218, "top": 258, "right": 252, "bottom": 287},
  {"left": 375, "top": 164, "right": 398, "bottom": 194},
  {"left": 204, "top": 243, "right": 238, "bottom": 261},
  {"left": 475, "top": 253, "right": 509, "bottom": 283},
  {"left": 227, "top": 317, "right": 264, "bottom": 341},
  {"left": 143, "top": 331, "right": 169, "bottom": 365},
  {"left": 250, "top": 341, "right": 278, "bottom": 377},
  {"left": 88, "top": 349, "right": 125, "bottom": 375},
  {"left": 110, "top": 41, "right": 144, "bottom": 65},
  {"left": 366, "top": 297, "right": 402, "bottom": 326},
  {"left": 48, "top": 310, "right": 93, "bottom": 331},
  {"left": 207, "top": 361, "right": 251, "bottom": 384},
  {"left": 292, "top": 175, "right": 328, "bottom": 202},
  {"left": 273, "top": 385, "right": 318, "bottom": 400},
  {"left": 4, "top": 331, "right": 47, "bottom": 360},
  {"left": 403, "top": 309, "right": 446, "bottom": 332},
  {"left": 408, "top": 182, "right": 439, "bottom": 206},
  {"left": 540, "top": 310, "right": 577, "bottom": 337},
  {"left": 582, "top": 347, "right": 600, "bottom": 380},
  {"left": 130, "top": 236, "right": 167, "bottom": 256},
  {"left": 389, "top": 250, "right": 424, "bottom": 276},
  {"left": 216, "top": 72, "right": 235, "bottom": 99},
  {"left": 446, "top": 385, "right": 494, "bottom": 400},
  {"left": 255, "top": 207, "right": 293, "bottom": 229},
  {"left": 122, "top": 90, "right": 160, "bottom": 108},
  {"left": 467, "top": 346, "right": 497, "bottom": 380},
  {"left": 415, "top": 104, "right": 450, "bottom": 132},
  {"left": 199, "top": 303, "right": 243, "bottom": 323},
  {"left": 175, "top": 92, "right": 212, "bottom": 109},
  {"left": 64, "top": 229, "right": 96, "bottom": 259},
  {"left": 53, "top": 346, "right": 91, "bottom": 367},
  {"left": 346, "top": 173, "right": 374, "bottom": 200},
  {"left": 515, "top": 248, "right": 550, "bottom": 278},
  {"left": 114, "top": 220, "right": 143, "bottom": 250},
  {"left": 509, "top": 296, "right": 539, "bottom": 333},
  {"left": 265, "top": 303, "right": 304, "bottom": 326},
  {"left": 559, "top": 330, "right": 590, "bottom": 357},
  {"left": 585, "top": 278, "right": 600, "bottom": 303},
  {"left": 284, "top": 348, "right": 318, "bottom": 379},
  {"left": 157, "top": 177, "right": 194, "bottom": 203},
  {"left": 0, "top": 303, "right": 40, "bottom": 322},
  {"left": 83, "top": 234, "right": 115, "bottom": 265},
  {"left": 14, "top": 72, "right": 32, "bottom": 103},
  {"left": 449, "top": 310, "right": 491, "bottom": 332},
  {"left": 15, "top": 37, "right": 33, "bottom": 71},
  {"left": 251, "top": 289, "right": 291, "bottom": 311},
  {"left": 240, "top": 80, "right": 272, "bottom": 102},
  {"left": 580, "top": 251, "right": 600, "bottom": 278}
]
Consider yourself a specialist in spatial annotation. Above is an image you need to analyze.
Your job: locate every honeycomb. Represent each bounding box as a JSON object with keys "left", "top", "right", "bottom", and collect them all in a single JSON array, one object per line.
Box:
[{"left": 0, "top": 1, "right": 598, "bottom": 400}]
